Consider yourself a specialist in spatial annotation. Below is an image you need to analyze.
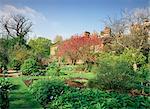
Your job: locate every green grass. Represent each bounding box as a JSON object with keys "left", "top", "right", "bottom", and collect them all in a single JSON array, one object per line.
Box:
[
  {"left": 61, "top": 72, "right": 96, "bottom": 79},
  {"left": 8, "top": 77, "right": 42, "bottom": 109}
]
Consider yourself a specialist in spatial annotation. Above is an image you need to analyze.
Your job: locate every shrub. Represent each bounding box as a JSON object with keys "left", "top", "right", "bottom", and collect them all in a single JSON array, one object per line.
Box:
[
  {"left": 89, "top": 50, "right": 148, "bottom": 92},
  {"left": 134, "top": 64, "right": 150, "bottom": 94},
  {"left": 50, "top": 88, "right": 150, "bottom": 109},
  {"left": 88, "top": 60, "right": 135, "bottom": 92},
  {"left": 20, "top": 58, "right": 39, "bottom": 75},
  {"left": 30, "top": 79, "right": 77, "bottom": 108},
  {"left": 46, "top": 61, "right": 63, "bottom": 76},
  {"left": 0, "top": 79, "right": 15, "bottom": 109},
  {"left": 120, "top": 49, "right": 146, "bottom": 65},
  {"left": 8, "top": 59, "right": 21, "bottom": 70}
]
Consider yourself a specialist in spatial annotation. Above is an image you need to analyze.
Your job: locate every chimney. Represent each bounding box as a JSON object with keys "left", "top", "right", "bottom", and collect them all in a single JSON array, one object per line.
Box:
[{"left": 83, "top": 31, "right": 90, "bottom": 37}]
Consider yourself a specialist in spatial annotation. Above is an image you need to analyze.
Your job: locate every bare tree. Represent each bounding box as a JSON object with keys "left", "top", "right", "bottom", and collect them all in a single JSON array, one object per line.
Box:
[
  {"left": 0, "top": 14, "right": 32, "bottom": 39},
  {"left": 103, "top": 8, "right": 150, "bottom": 50},
  {"left": 102, "top": 7, "right": 150, "bottom": 69}
]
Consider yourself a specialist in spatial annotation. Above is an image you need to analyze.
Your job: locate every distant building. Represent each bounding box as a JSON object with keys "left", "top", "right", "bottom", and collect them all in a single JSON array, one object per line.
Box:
[
  {"left": 83, "top": 31, "right": 90, "bottom": 37},
  {"left": 50, "top": 43, "right": 58, "bottom": 56},
  {"left": 101, "top": 27, "right": 111, "bottom": 37}
]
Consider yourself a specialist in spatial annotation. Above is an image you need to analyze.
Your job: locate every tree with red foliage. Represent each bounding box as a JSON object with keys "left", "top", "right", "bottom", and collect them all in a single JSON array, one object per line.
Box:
[{"left": 57, "top": 33, "right": 103, "bottom": 67}]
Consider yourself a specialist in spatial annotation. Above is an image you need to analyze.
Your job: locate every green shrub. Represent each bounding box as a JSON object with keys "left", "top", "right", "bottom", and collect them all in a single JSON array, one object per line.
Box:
[
  {"left": 8, "top": 59, "right": 21, "bottom": 70},
  {"left": 119, "top": 49, "right": 146, "bottom": 66},
  {"left": 0, "top": 79, "right": 15, "bottom": 109},
  {"left": 46, "top": 61, "right": 64, "bottom": 76},
  {"left": 88, "top": 60, "right": 135, "bottom": 92},
  {"left": 50, "top": 88, "right": 150, "bottom": 109},
  {"left": 30, "top": 79, "right": 77, "bottom": 108},
  {"left": 89, "top": 50, "right": 148, "bottom": 92},
  {"left": 134, "top": 64, "right": 150, "bottom": 94},
  {"left": 20, "top": 58, "right": 39, "bottom": 75}
]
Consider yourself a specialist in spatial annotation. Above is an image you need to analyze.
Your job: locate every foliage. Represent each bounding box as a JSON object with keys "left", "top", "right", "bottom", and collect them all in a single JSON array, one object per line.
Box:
[
  {"left": 28, "top": 37, "right": 51, "bottom": 59},
  {"left": 0, "top": 79, "right": 14, "bottom": 109},
  {"left": 8, "top": 58, "right": 21, "bottom": 70},
  {"left": 57, "top": 34, "right": 102, "bottom": 65},
  {"left": 88, "top": 60, "right": 135, "bottom": 92},
  {"left": 89, "top": 52, "right": 137, "bottom": 91},
  {"left": 50, "top": 88, "right": 150, "bottom": 109},
  {"left": 20, "top": 58, "right": 39, "bottom": 75},
  {"left": 0, "top": 38, "right": 9, "bottom": 66},
  {"left": 9, "top": 44, "right": 32, "bottom": 65},
  {"left": 46, "top": 61, "right": 63, "bottom": 76},
  {"left": 119, "top": 49, "right": 146, "bottom": 66},
  {"left": 103, "top": 7, "right": 150, "bottom": 60},
  {"left": 89, "top": 51, "right": 149, "bottom": 93},
  {"left": 134, "top": 65, "right": 150, "bottom": 94},
  {"left": 30, "top": 79, "right": 77, "bottom": 108}
]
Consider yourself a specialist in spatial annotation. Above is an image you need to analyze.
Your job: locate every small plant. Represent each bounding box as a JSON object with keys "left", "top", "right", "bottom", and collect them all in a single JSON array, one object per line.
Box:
[
  {"left": 134, "top": 65, "right": 150, "bottom": 95},
  {"left": 20, "top": 58, "right": 39, "bottom": 75},
  {"left": 0, "top": 79, "right": 14, "bottom": 109},
  {"left": 46, "top": 61, "right": 63, "bottom": 76}
]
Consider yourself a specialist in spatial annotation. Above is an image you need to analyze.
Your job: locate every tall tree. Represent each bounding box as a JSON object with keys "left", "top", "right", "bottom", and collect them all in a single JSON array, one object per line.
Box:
[
  {"left": 0, "top": 14, "right": 32, "bottom": 45},
  {"left": 28, "top": 37, "right": 51, "bottom": 59},
  {"left": 57, "top": 33, "right": 103, "bottom": 65},
  {"left": 103, "top": 8, "right": 150, "bottom": 53}
]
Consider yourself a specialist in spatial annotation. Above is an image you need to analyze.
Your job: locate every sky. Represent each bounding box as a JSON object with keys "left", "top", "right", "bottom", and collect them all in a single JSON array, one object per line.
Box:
[{"left": 0, "top": 0, "right": 149, "bottom": 41}]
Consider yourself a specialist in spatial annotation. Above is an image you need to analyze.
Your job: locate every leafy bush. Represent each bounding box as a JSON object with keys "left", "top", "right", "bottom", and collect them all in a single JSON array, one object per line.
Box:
[
  {"left": 0, "top": 79, "right": 15, "bottom": 109},
  {"left": 89, "top": 50, "right": 148, "bottom": 92},
  {"left": 46, "top": 61, "right": 63, "bottom": 76},
  {"left": 20, "top": 58, "right": 39, "bottom": 75},
  {"left": 30, "top": 79, "right": 77, "bottom": 108},
  {"left": 8, "top": 58, "right": 21, "bottom": 70},
  {"left": 134, "top": 64, "right": 150, "bottom": 94},
  {"left": 88, "top": 59, "right": 135, "bottom": 92},
  {"left": 119, "top": 49, "right": 146, "bottom": 69},
  {"left": 50, "top": 88, "right": 150, "bottom": 109}
]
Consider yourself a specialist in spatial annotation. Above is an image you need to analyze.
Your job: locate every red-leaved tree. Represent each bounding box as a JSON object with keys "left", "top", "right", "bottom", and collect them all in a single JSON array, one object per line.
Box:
[{"left": 57, "top": 33, "right": 103, "bottom": 66}]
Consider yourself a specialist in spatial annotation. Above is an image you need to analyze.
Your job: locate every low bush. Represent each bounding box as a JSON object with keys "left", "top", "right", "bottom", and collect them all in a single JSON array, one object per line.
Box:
[
  {"left": 134, "top": 64, "right": 150, "bottom": 94},
  {"left": 89, "top": 50, "right": 148, "bottom": 92},
  {"left": 29, "top": 79, "right": 77, "bottom": 108},
  {"left": 0, "top": 79, "right": 15, "bottom": 109},
  {"left": 8, "top": 58, "right": 21, "bottom": 70},
  {"left": 46, "top": 61, "right": 64, "bottom": 76},
  {"left": 20, "top": 58, "right": 39, "bottom": 75},
  {"left": 88, "top": 60, "right": 135, "bottom": 92},
  {"left": 50, "top": 88, "right": 150, "bottom": 109}
]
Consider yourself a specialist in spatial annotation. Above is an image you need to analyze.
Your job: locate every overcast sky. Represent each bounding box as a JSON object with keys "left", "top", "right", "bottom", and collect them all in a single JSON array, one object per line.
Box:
[{"left": 0, "top": 0, "right": 149, "bottom": 41}]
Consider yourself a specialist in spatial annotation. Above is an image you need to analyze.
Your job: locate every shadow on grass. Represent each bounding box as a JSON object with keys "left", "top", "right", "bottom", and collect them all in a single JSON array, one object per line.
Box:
[
  {"left": 9, "top": 78, "right": 42, "bottom": 109},
  {"left": 9, "top": 92, "right": 41, "bottom": 109}
]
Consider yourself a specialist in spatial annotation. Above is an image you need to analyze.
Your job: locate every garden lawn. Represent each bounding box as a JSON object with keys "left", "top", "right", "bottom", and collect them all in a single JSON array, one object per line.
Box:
[{"left": 8, "top": 77, "right": 42, "bottom": 109}]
